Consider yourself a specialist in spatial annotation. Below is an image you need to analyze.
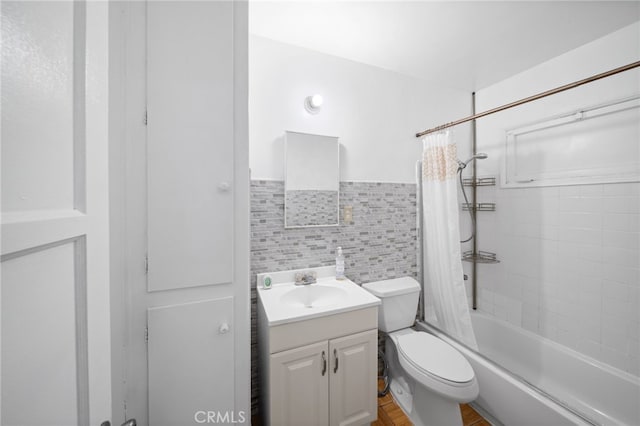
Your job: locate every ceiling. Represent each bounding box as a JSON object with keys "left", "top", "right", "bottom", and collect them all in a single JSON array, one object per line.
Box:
[{"left": 249, "top": 1, "right": 640, "bottom": 91}]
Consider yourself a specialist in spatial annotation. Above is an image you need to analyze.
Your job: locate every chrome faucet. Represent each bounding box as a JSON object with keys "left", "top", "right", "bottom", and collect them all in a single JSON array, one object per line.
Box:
[{"left": 294, "top": 271, "right": 317, "bottom": 285}]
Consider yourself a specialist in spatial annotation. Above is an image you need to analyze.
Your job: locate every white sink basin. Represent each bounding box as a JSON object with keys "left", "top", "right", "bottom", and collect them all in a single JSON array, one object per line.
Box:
[
  {"left": 257, "top": 267, "right": 381, "bottom": 325},
  {"left": 280, "top": 285, "right": 348, "bottom": 308}
]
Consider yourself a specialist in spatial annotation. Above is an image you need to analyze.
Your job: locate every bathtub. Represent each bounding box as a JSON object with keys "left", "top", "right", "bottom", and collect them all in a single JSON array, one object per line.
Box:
[{"left": 417, "top": 312, "right": 640, "bottom": 426}]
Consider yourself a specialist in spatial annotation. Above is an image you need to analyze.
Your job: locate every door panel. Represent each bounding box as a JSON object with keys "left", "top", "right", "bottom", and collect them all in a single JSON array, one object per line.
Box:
[
  {"left": 271, "top": 341, "right": 330, "bottom": 426},
  {"left": 329, "top": 330, "right": 378, "bottom": 426},
  {"left": 1, "top": 1, "right": 76, "bottom": 213},
  {"left": 146, "top": 1, "right": 234, "bottom": 292},
  {"left": 1, "top": 241, "right": 83, "bottom": 424},
  {"left": 1, "top": 1, "right": 111, "bottom": 424},
  {"left": 148, "top": 298, "right": 234, "bottom": 426}
]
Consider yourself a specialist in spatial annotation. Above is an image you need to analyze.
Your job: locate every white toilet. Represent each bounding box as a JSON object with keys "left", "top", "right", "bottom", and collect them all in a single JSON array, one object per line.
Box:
[{"left": 363, "top": 277, "right": 479, "bottom": 426}]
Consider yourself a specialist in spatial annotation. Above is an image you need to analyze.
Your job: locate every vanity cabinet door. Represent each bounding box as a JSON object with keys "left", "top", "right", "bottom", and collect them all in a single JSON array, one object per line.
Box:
[
  {"left": 329, "top": 329, "right": 378, "bottom": 426},
  {"left": 270, "top": 341, "right": 330, "bottom": 426}
]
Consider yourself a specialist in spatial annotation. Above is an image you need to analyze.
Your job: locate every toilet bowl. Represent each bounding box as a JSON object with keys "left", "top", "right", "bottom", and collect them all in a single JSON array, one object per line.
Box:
[{"left": 362, "top": 277, "right": 479, "bottom": 426}]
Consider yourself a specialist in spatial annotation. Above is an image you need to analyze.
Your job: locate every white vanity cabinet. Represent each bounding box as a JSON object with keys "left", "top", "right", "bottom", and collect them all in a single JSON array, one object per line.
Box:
[
  {"left": 328, "top": 330, "right": 378, "bottom": 426},
  {"left": 270, "top": 340, "right": 330, "bottom": 426},
  {"left": 258, "top": 305, "right": 379, "bottom": 426}
]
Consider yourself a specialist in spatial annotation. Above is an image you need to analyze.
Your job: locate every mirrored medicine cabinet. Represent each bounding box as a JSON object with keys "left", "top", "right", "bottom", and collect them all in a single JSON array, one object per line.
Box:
[{"left": 284, "top": 131, "right": 340, "bottom": 228}]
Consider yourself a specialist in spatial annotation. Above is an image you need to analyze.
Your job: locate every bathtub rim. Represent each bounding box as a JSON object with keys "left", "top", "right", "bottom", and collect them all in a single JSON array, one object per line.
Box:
[{"left": 415, "top": 318, "right": 598, "bottom": 426}]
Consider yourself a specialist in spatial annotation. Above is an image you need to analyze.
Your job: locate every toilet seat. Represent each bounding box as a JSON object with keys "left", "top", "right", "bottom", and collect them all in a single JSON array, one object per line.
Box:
[
  {"left": 391, "top": 330, "right": 479, "bottom": 403},
  {"left": 397, "top": 332, "right": 474, "bottom": 385}
]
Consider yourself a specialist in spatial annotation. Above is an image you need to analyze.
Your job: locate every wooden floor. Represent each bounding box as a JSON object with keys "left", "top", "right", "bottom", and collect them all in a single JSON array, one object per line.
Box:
[
  {"left": 373, "top": 385, "right": 490, "bottom": 426},
  {"left": 252, "top": 384, "right": 491, "bottom": 426}
]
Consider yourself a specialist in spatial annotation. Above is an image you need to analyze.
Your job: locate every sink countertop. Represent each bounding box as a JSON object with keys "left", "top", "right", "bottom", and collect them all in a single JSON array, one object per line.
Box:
[{"left": 257, "top": 271, "right": 381, "bottom": 326}]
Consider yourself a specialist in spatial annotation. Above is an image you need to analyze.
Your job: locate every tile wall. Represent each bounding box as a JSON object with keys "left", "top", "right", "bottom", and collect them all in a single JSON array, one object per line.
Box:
[
  {"left": 250, "top": 180, "right": 418, "bottom": 415},
  {"left": 284, "top": 190, "right": 339, "bottom": 227},
  {"left": 475, "top": 181, "right": 639, "bottom": 376}
]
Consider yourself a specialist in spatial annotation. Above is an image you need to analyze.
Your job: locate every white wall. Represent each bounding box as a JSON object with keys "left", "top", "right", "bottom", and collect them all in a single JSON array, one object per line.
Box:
[
  {"left": 473, "top": 22, "right": 640, "bottom": 376},
  {"left": 249, "top": 35, "right": 472, "bottom": 183}
]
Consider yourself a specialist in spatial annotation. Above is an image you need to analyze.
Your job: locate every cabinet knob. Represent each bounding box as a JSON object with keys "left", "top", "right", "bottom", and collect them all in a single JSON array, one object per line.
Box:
[{"left": 219, "top": 323, "right": 230, "bottom": 334}]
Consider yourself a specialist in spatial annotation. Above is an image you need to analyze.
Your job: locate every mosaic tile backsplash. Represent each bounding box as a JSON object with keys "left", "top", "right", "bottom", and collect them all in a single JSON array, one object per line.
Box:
[
  {"left": 284, "top": 189, "right": 339, "bottom": 227},
  {"left": 250, "top": 180, "right": 418, "bottom": 416}
]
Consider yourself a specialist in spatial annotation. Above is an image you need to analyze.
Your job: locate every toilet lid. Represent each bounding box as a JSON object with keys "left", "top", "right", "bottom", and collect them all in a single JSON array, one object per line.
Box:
[{"left": 397, "top": 333, "right": 474, "bottom": 384}]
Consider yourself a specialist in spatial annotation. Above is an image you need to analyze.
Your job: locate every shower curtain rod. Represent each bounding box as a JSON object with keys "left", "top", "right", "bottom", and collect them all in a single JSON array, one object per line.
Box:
[{"left": 415, "top": 60, "right": 640, "bottom": 138}]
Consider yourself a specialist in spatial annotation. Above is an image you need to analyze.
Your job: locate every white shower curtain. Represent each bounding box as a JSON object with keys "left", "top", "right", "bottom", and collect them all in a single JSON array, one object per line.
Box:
[{"left": 421, "top": 131, "right": 478, "bottom": 350}]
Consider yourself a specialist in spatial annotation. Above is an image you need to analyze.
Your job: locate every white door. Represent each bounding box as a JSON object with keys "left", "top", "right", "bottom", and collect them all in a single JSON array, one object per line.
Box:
[
  {"left": 270, "top": 341, "right": 330, "bottom": 426},
  {"left": 1, "top": 1, "right": 111, "bottom": 425},
  {"left": 110, "top": 2, "right": 250, "bottom": 425},
  {"left": 329, "top": 330, "right": 378, "bottom": 426}
]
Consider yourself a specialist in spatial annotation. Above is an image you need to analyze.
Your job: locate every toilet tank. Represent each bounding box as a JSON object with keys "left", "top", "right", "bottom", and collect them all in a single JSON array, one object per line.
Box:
[{"left": 362, "top": 277, "right": 420, "bottom": 333}]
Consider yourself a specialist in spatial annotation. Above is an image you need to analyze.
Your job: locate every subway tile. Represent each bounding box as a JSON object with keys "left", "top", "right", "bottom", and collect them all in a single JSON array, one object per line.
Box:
[
  {"left": 521, "top": 316, "right": 538, "bottom": 334},
  {"left": 629, "top": 333, "right": 640, "bottom": 355},
  {"left": 579, "top": 291, "right": 602, "bottom": 313},
  {"left": 557, "top": 328, "right": 580, "bottom": 351},
  {"left": 602, "top": 246, "right": 640, "bottom": 269},
  {"left": 577, "top": 337, "right": 602, "bottom": 360},
  {"left": 485, "top": 182, "right": 638, "bottom": 374},
  {"left": 601, "top": 327, "right": 629, "bottom": 354},
  {"left": 603, "top": 182, "right": 640, "bottom": 197},
  {"left": 557, "top": 227, "right": 603, "bottom": 245},
  {"left": 599, "top": 347, "right": 629, "bottom": 373},
  {"left": 628, "top": 355, "right": 640, "bottom": 376},
  {"left": 577, "top": 244, "right": 603, "bottom": 262},
  {"left": 603, "top": 213, "right": 640, "bottom": 232},
  {"left": 477, "top": 288, "right": 494, "bottom": 310},
  {"left": 539, "top": 321, "right": 559, "bottom": 341},
  {"left": 557, "top": 212, "right": 603, "bottom": 230},
  {"left": 601, "top": 280, "right": 633, "bottom": 302},
  {"left": 603, "top": 196, "right": 640, "bottom": 214},
  {"left": 539, "top": 207, "right": 560, "bottom": 226},
  {"left": 557, "top": 240, "right": 581, "bottom": 256},
  {"left": 555, "top": 283, "right": 581, "bottom": 305},
  {"left": 558, "top": 196, "right": 582, "bottom": 212},
  {"left": 603, "top": 230, "right": 640, "bottom": 251},
  {"left": 557, "top": 186, "right": 581, "bottom": 198},
  {"left": 577, "top": 316, "right": 601, "bottom": 342},
  {"left": 600, "top": 264, "right": 640, "bottom": 286},
  {"left": 579, "top": 276, "right": 602, "bottom": 295},
  {"left": 579, "top": 184, "right": 604, "bottom": 197},
  {"left": 515, "top": 222, "right": 543, "bottom": 238},
  {"left": 602, "top": 297, "right": 633, "bottom": 319},
  {"left": 557, "top": 312, "right": 581, "bottom": 334},
  {"left": 506, "top": 308, "right": 522, "bottom": 327},
  {"left": 562, "top": 257, "right": 605, "bottom": 280},
  {"left": 559, "top": 196, "right": 604, "bottom": 213},
  {"left": 540, "top": 225, "right": 560, "bottom": 241}
]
